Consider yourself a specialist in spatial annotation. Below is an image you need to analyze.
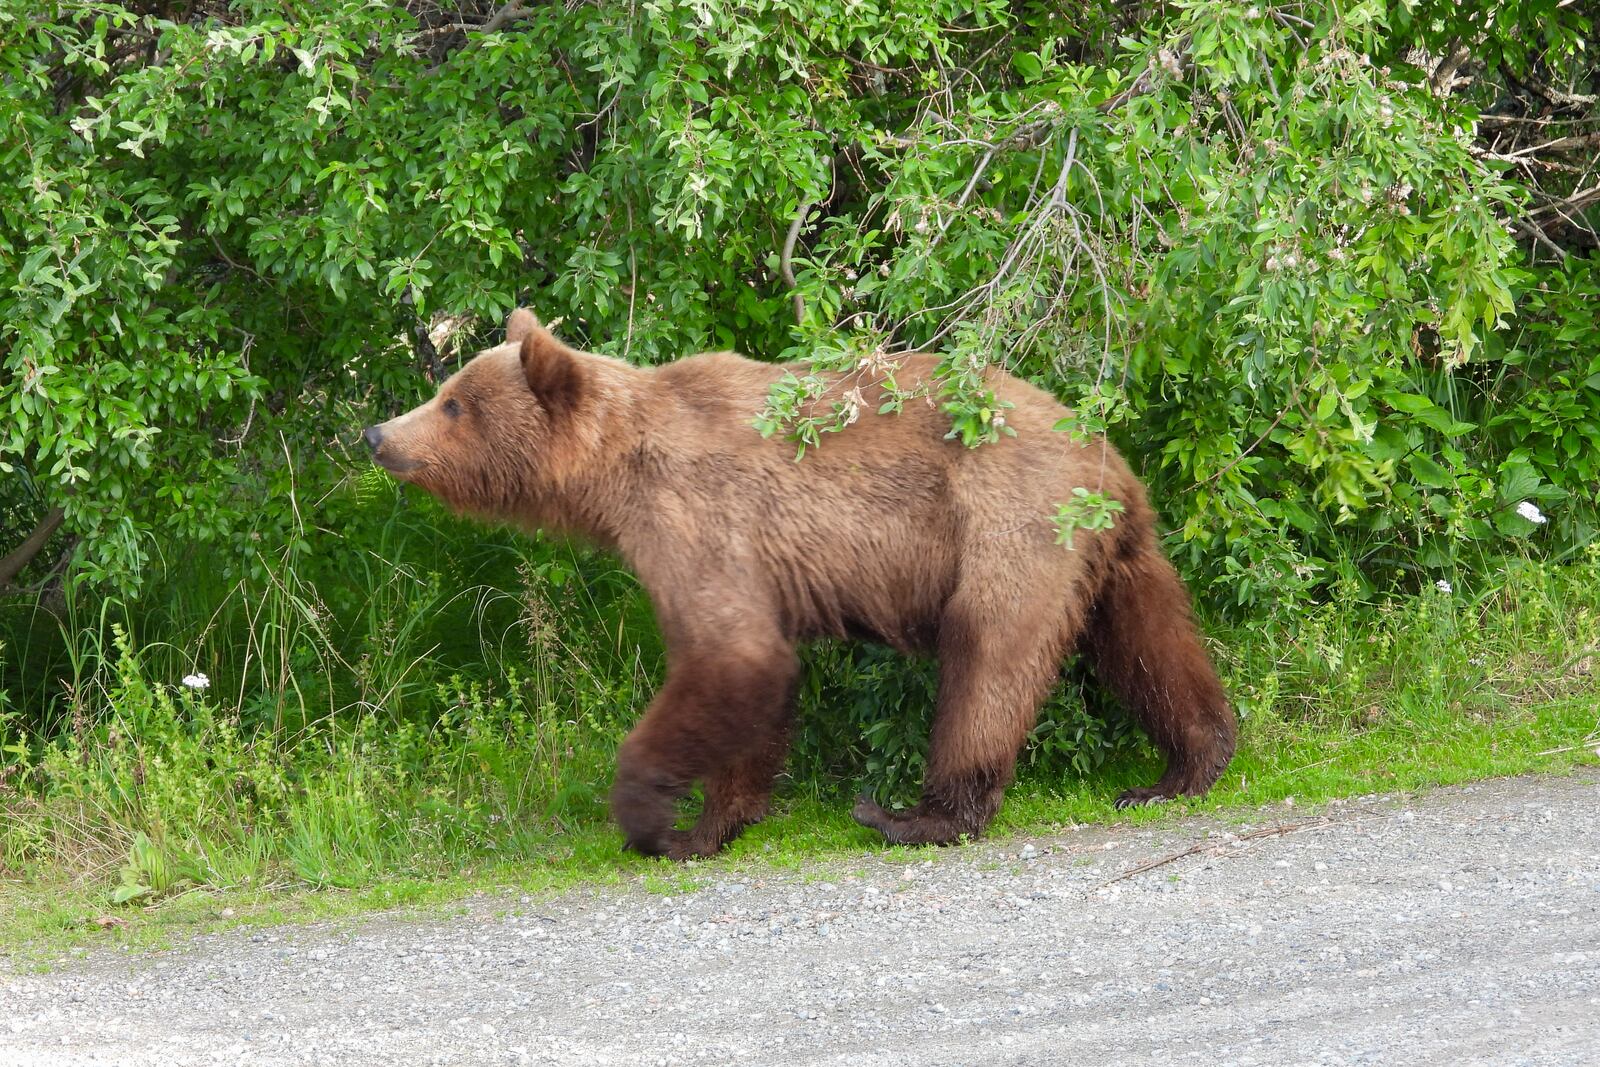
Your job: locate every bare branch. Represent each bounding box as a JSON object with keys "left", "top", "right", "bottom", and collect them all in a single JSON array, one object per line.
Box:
[
  {"left": 1096, "top": 43, "right": 1186, "bottom": 115},
  {"left": 428, "top": 2, "right": 541, "bottom": 35},
  {"left": 1476, "top": 132, "right": 1600, "bottom": 162},
  {"left": 480, "top": 3, "right": 538, "bottom": 33},
  {"left": 780, "top": 157, "right": 837, "bottom": 326},
  {"left": 1430, "top": 42, "right": 1472, "bottom": 96},
  {"left": 1509, "top": 218, "right": 1570, "bottom": 261},
  {"left": 781, "top": 197, "right": 816, "bottom": 326},
  {"left": 1528, "top": 184, "right": 1600, "bottom": 219},
  {"left": 0, "top": 506, "right": 66, "bottom": 589}
]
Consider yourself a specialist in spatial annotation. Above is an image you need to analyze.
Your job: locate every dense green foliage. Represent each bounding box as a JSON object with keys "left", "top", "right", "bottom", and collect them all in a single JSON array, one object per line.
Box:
[
  {"left": 5, "top": 0, "right": 1597, "bottom": 600},
  {"left": 3, "top": 1, "right": 1599, "bottom": 892}
]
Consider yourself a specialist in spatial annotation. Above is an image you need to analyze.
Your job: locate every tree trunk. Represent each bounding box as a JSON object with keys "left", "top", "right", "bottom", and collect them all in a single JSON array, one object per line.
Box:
[{"left": 0, "top": 506, "right": 66, "bottom": 588}]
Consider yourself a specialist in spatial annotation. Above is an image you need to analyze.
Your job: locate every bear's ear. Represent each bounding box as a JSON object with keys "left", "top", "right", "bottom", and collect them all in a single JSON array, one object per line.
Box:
[
  {"left": 520, "top": 325, "right": 584, "bottom": 414},
  {"left": 506, "top": 308, "right": 540, "bottom": 345}
]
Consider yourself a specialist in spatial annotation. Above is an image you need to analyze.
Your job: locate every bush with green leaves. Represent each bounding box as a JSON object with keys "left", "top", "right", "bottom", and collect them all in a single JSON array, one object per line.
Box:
[{"left": 4, "top": 0, "right": 1596, "bottom": 604}]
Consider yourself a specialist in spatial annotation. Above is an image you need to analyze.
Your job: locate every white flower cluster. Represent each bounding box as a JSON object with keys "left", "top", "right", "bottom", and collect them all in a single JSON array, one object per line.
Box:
[
  {"left": 1516, "top": 501, "right": 1548, "bottom": 525},
  {"left": 181, "top": 673, "right": 211, "bottom": 691}
]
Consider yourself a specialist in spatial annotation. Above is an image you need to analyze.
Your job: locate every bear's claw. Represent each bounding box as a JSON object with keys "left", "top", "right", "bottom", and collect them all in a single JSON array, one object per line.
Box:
[
  {"left": 851, "top": 795, "right": 895, "bottom": 834},
  {"left": 1113, "top": 787, "right": 1173, "bottom": 810}
]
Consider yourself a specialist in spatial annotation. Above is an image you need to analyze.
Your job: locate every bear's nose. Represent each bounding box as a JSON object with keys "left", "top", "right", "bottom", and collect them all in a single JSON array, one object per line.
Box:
[{"left": 362, "top": 425, "right": 384, "bottom": 452}]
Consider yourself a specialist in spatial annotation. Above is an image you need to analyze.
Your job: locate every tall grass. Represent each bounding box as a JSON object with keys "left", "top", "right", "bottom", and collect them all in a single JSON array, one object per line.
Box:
[{"left": 0, "top": 475, "right": 659, "bottom": 893}]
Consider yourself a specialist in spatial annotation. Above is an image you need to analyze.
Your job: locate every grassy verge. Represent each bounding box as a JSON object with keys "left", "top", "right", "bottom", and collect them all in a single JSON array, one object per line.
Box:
[{"left": 4, "top": 555, "right": 1598, "bottom": 961}]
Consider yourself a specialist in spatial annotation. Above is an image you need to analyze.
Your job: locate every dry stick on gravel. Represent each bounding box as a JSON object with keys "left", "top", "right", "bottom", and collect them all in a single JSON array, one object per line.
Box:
[{"left": 1094, "top": 817, "right": 1334, "bottom": 890}]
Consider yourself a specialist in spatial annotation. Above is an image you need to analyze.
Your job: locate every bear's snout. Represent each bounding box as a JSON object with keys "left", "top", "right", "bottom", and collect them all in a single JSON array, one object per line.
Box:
[{"left": 364, "top": 421, "right": 424, "bottom": 476}]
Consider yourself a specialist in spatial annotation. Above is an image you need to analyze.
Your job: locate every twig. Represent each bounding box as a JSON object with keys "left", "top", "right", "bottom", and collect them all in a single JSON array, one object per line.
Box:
[
  {"left": 1192, "top": 409, "right": 1289, "bottom": 488},
  {"left": 1528, "top": 184, "right": 1600, "bottom": 218},
  {"left": 1490, "top": 133, "right": 1600, "bottom": 161},
  {"left": 1535, "top": 737, "right": 1600, "bottom": 758},
  {"left": 780, "top": 195, "right": 815, "bottom": 326},
  {"left": 1096, "top": 67, "right": 1159, "bottom": 114},
  {"left": 219, "top": 329, "right": 257, "bottom": 447},
  {"left": 1509, "top": 218, "right": 1570, "bottom": 261},
  {"left": 1094, "top": 818, "right": 1333, "bottom": 890},
  {"left": 780, "top": 156, "right": 836, "bottom": 326},
  {"left": 1095, "top": 40, "right": 1188, "bottom": 115},
  {"left": 210, "top": 235, "right": 266, "bottom": 282},
  {"left": 931, "top": 145, "right": 996, "bottom": 246}
]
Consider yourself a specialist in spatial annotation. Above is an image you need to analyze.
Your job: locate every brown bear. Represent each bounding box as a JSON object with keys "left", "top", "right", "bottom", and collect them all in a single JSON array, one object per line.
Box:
[{"left": 363, "top": 309, "right": 1236, "bottom": 860}]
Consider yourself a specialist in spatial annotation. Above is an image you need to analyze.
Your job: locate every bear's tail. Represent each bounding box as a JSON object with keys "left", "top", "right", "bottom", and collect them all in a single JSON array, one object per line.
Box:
[{"left": 1080, "top": 527, "right": 1236, "bottom": 808}]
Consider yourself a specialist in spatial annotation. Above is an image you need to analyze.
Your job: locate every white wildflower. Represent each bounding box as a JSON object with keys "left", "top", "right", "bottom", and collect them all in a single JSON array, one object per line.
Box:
[
  {"left": 1515, "top": 501, "right": 1548, "bottom": 525},
  {"left": 181, "top": 673, "right": 211, "bottom": 691},
  {"left": 1435, "top": 579, "right": 1452, "bottom": 594}
]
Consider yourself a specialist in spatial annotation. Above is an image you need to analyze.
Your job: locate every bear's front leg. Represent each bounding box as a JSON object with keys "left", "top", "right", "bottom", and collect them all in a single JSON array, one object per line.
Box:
[{"left": 610, "top": 642, "right": 797, "bottom": 860}]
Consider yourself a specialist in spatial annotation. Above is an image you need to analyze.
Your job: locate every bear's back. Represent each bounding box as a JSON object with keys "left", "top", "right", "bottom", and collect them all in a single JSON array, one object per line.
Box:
[{"left": 621, "top": 349, "right": 1146, "bottom": 648}]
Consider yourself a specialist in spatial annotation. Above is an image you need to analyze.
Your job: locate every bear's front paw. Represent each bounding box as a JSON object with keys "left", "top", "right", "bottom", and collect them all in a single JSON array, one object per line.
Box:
[{"left": 660, "top": 828, "right": 722, "bottom": 862}]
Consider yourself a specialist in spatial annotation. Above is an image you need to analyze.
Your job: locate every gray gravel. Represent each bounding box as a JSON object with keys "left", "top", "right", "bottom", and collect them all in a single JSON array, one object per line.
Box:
[{"left": 4, "top": 769, "right": 1599, "bottom": 1066}]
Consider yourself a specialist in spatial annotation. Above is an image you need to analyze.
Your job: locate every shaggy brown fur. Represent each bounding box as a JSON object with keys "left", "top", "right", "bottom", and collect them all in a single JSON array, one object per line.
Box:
[{"left": 365, "top": 309, "right": 1236, "bottom": 859}]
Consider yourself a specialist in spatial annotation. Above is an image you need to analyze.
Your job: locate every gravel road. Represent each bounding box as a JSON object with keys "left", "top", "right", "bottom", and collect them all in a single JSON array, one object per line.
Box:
[{"left": 4, "top": 770, "right": 1598, "bottom": 1066}]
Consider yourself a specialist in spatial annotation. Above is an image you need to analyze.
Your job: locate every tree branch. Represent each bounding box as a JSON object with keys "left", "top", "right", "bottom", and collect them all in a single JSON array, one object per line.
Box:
[
  {"left": 780, "top": 196, "right": 815, "bottom": 326},
  {"left": 1529, "top": 184, "right": 1600, "bottom": 219},
  {"left": 1509, "top": 218, "right": 1569, "bottom": 260},
  {"left": 480, "top": 3, "right": 537, "bottom": 34},
  {"left": 1096, "top": 44, "right": 1186, "bottom": 114},
  {"left": 1430, "top": 42, "right": 1472, "bottom": 96},
  {"left": 0, "top": 506, "right": 65, "bottom": 589},
  {"left": 427, "top": 2, "right": 540, "bottom": 36}
]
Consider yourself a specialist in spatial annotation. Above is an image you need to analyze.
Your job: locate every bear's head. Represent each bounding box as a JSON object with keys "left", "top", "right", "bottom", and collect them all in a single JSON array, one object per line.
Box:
[{"left": 363, "top": 308, "right": 588, "bottom": 515}]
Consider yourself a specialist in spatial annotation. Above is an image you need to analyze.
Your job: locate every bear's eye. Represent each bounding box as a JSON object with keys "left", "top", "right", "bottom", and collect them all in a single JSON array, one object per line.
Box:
[{"left": 442, "top": 397, "right": 462, "bottom": 419}]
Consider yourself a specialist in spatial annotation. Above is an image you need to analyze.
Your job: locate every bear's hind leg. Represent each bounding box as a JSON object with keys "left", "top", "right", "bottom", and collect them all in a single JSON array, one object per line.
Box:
[
  {"left": 611, "top": 642, "right": 797, "bottom": 859},
  {"left": 1082, "top": 542, "right": 1237, "bottom": 809},
  {"left": 852, "top": 607, "right": 1072, "bottom": 846}
]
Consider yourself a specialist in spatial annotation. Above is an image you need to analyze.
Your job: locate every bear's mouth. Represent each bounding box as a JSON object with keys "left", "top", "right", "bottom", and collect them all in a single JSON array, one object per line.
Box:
[{"left": 372, "top": 451, "right": 426, "bottom": 478}]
